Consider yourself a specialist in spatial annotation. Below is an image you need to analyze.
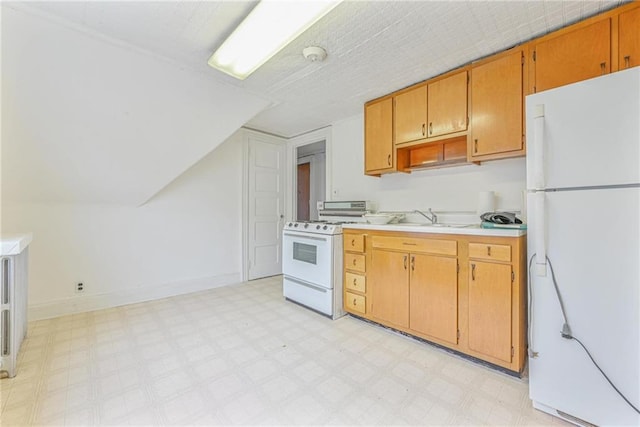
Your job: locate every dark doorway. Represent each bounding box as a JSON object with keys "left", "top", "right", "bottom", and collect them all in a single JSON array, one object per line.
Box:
[{"left": 297, "top": 162, "right": 310, "bottom": 220}]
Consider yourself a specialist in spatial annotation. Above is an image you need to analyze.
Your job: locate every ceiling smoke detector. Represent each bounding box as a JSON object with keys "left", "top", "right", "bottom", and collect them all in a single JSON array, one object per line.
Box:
[{"left": 303, "top": 46, "right": 327, "bottom": 62}]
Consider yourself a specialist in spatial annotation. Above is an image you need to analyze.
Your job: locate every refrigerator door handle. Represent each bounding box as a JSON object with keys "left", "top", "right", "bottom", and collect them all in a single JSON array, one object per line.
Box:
[
  {"left": 533, "top": 104, "right": 545, "bottom": 190},
  {"left": 534, "top": 192, "right": 547, "bottom": 277}
]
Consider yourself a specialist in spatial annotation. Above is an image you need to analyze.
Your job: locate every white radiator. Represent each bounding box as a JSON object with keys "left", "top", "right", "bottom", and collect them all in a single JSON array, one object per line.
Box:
[{"left": 1, "top": 247, "right": 29, "bottom": 378}]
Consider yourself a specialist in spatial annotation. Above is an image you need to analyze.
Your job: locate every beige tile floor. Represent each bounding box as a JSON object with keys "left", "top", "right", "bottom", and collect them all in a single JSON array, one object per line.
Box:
[{"left": 0, "top": 276, "right": 570, "bottom": 426}]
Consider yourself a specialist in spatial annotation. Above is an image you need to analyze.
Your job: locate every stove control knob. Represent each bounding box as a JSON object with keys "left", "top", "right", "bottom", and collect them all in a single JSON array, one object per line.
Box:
[
  {"left": 316, "top": 225, "right": 321, "bottom": 230},
  {"left": 304, "top": 223, "right": 309, "bottom": 228},
  {"left": 323, "top": 225, "right": 328, "bottom": 230},
  {"left": 288, "top": 222, "right": 292, "bottom": 227},
  {"left": 294, "top": 223, "right": 298, "bottom": 227}
]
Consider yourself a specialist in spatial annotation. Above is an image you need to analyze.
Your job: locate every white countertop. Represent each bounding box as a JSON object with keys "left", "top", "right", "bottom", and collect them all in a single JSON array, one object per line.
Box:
[
  {"left": 343, "top": 223, "right": 526, "bottom": 237},
  {"left": 1, "top": 233, "right": 33, "bottom": 256}
]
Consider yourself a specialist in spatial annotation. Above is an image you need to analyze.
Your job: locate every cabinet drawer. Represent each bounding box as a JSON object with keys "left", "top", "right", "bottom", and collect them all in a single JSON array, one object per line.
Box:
[
  {"left": 345, "top": 272, "right": 366, "bottom": 293},
  {"left": 372, "top": 235, "right": 457, "bottom": 256},
  {"left": 345, "top": 292, "right": 366, "bottom": 314},
  {"left": 345, "top": 253, "right": 366, "bottom": 272},
  {"left": 345, "top": 234, "right": 365, "bottom": 252},
  {"left": 468, "top": 243, "right": 511, "bottom": 262}
]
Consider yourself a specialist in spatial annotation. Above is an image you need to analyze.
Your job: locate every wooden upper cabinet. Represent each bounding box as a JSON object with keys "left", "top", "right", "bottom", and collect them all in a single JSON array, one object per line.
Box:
[
  {"left": 532, "top": 19, "right": 611, "bottom": 93},
  {"left": 619, "top": 7, "right": 640, "bottom": 70},
  {"left": 364, "top": 98, "right": 394, "bottom": 175},
  {"left": 427, "top": 71, "right": 468, "bottom": 138},
  {"left": 470, "top": 50, "right": 524, "bottom": 159},
  {"left": 394, "top": 85, "right": 427, "bottom": 144}
]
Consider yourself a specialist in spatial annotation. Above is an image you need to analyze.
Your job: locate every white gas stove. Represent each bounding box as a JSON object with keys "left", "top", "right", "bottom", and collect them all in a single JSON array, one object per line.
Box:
[
  {"left": 283, "top": 221, "right": 346, "bottom": 236},
  {"left": 282, "top": 201, "right": 370, "bottom": 319}
]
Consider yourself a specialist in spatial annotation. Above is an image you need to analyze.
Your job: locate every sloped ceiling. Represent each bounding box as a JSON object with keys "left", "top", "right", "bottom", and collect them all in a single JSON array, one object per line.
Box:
[
  {"left": 1, "top": 1, "right": 628, "bottom": 206},
  {"left": 1, "top": 3, "right": 271, "bottom": 205}
]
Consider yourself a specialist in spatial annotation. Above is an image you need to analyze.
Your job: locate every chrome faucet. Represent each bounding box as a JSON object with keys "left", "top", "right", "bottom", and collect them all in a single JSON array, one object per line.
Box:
[{"left": 414, "top": 209, "right": 438, "bottom": 224}]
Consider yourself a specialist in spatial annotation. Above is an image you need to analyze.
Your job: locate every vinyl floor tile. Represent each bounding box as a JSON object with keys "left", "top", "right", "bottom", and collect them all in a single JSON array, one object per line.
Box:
[{"left": 1, "top": 276, "right": 568, "bottom": 425}]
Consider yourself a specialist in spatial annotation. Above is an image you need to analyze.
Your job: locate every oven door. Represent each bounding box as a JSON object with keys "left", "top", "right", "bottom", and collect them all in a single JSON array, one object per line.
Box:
[{"left": 282, "top": 231, "right": 333, "bottom": 288}]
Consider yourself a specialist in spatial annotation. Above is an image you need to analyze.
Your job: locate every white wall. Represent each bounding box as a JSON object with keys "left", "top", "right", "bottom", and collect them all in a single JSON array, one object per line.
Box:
[
  {"left": 330, "top": 113, "right": 526, "bottom": 216},
  {"left": 1, "top": 4, "right": 269, "bottom": 206},
  {"left": 2, "top": 132, "right": 245, "bottom": 320}
]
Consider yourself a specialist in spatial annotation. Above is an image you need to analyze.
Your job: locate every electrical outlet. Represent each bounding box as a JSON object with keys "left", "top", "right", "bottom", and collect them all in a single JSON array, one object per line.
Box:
[{"left": 76, "top": 282, "right": 84, "bottom": 293}]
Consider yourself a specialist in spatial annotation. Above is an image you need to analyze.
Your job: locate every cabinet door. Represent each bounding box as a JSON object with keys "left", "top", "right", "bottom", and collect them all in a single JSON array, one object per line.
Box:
[
  {"left": 533, "top": 19, "right": 611, "bottom": 93},
  {"left": 427, "top": 71, "right": 468, "bottom": 138},
  {"left": 619, "top": 7, "right": 640, "bottom": 70},
  {"left": 409, "top": 254, "right": 458, "bottom": 344},
  {"left": 371, "top": 249, "right": 409, "bottom": 328},
  {"left": 394, "top": 86, "right": 427, "bottom": 144},
  {"left": 471, "top": 51, "right": 523, "bottom": 158},
  {"left": 365, "top": 98, "right": 394, "bottom": 174},
  {"left": 468, "top": 261, "right": 512, "bottom": 363}
]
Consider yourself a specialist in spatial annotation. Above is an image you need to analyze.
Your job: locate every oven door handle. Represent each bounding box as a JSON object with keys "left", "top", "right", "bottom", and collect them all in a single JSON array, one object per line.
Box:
[
  {"left": 284, "top": 276, "right": 328, "bottom": 293},
  {"left": 283, "top": 232, "right": 328, "bottom": 242}
]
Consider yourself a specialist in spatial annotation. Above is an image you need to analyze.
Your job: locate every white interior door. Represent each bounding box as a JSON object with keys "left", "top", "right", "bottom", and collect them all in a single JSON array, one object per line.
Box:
[{"left": 247, "top": 135, "right": 285, "bottom": 280}]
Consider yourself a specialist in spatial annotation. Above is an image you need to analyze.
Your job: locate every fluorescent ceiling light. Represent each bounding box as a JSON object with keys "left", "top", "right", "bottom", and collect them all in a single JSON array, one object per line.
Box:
[{"left": 208, "top": 0, "right": 341, "bottom": 80}]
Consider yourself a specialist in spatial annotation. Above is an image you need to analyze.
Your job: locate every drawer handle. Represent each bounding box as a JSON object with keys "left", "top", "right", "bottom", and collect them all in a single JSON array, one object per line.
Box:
[
  {"left": 411, "top": 255, "right": 415, "bottom": 271},
  {"left": 387, "top": 154, "right": 391, "bottom": 166},
  {"left": 351, "top": 239, "right": 355, "bottom": 246},
  {"left": 600, "top": 62, "right": 606, "bottom": 74},
  {"left": 402, "top": 242, "right": 416, "bottom": 246},
  {"left": 353, "top": 298, "right": 357, "bottom": 306},
  {"left": 429, "top": 122, "right": 433, "bottom": 135},
  {"left": 353, "top": 278, "right": 357, "bottom": 286},
  {"left": 474, "top": 139, "right": 478, "bottom": 153},
  {"left": 487, "top": 246, "right": 491, "bottom": 256},
  {"left": 352, "top": 259, "right": 357, "bottom": 266},
  {"left": 624, "top": 56, "right": 631, "bottom": 69},
  {"left": 403, "top": 255, "right": 408, "bottom": 270},
  {"left": 471, "top": 264, "right": 476, "bottom": 281},
  {"left": 422, "top": 123, "right": 425, "bottom": 136}
]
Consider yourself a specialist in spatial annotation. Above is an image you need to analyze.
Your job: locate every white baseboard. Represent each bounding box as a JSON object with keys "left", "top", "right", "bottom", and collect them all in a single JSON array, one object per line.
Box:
[{"left": 28, "top": 273, "right": 242, "bottom": 321}]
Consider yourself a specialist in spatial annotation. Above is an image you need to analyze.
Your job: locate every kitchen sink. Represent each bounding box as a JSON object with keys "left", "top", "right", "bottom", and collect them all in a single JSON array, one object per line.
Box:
[{"left": 393, "top": 223, "right": 475, "bottom": 228}]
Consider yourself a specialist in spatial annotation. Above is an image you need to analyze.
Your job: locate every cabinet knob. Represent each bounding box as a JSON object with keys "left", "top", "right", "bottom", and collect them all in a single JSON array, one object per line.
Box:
[{"left": 624, "top": 56, "right": 631, "bottom": 69}]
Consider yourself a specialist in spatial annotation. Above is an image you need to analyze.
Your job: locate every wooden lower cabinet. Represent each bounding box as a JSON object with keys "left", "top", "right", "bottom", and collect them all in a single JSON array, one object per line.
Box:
[
  {"left": 370, "top": 249, "right": 409, "bottom": 328},
  {"left": 409, "top": 254, "right": 458, "bottom": 344},
  {"left": 345, "top": 291, "right": 366, "bottom": 315},
  {"left": 343, "top": 232, "right": 369, "bottom": 317},
  {"left": 344, "top": 229, "right": 527, "bottom": 374},
  {"left": 468, "top": 261, "right": 513, "bottom": 363}
]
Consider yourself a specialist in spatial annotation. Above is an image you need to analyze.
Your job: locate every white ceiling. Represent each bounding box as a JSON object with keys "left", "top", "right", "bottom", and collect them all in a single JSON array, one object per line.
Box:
[{"left": 18, "top": 0, "right": 628, "bottom": 138}]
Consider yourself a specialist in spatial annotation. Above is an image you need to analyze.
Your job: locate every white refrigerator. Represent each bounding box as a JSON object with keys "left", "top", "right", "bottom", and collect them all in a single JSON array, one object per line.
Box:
[{"left": 526, "top": 67, "right": 640, "bottom": 426}]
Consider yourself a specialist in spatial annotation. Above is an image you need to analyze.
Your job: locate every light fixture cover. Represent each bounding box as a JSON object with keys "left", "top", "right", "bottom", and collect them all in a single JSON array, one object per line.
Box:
[{"left": 208, "top": 0, "right": 341, "bottom": 80}]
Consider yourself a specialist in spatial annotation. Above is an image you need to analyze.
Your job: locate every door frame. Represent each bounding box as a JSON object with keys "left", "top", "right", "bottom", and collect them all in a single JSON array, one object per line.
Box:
[
  {"left": 241, "top": 129, "right": 287, "bottom": 281},
  {"left": 287, "top": 126, "right": 333, "bottom": 222}
]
